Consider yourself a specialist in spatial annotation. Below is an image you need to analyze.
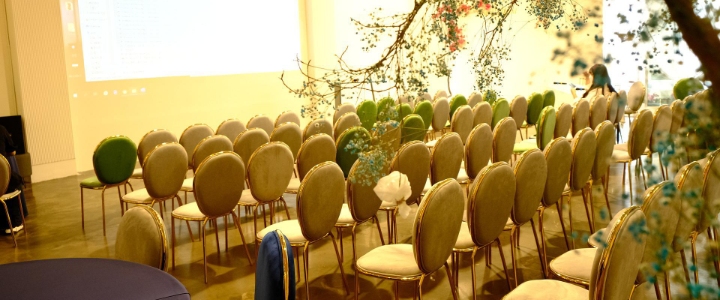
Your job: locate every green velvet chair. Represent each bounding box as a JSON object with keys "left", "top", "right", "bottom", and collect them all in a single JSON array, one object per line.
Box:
[
  {"left": 413, "top": 100, "right": 434, "bottom": 131},
  {"left": 542, "top": 90, "right": 555, "bottom": 108},
  {"left": 395, "top": 103, "right": 413, "bottom": 122},
  {"left": 401, "top": 114, "right": 426, "bottom": 143},
  {"left": 449, "top": 94, "right": 468, "bottom": 119},
  {"left": 356, "top": 100, "right": 378, "bottom": 131},
  {"left": 513, "top": 107, "right": 556, "bottom": 155},
  {"left": 336, "top": 126, "right": 372, "bottom": 177},
  {"left": 523, "top": 93, "right": 544, "bottom": 137},
  {"left": 80, "top": 135, "right": 138, "bottom": 235},
  {"left": 377, "top": 97, "right": 396, "bottom": 122},
  {"left": 491, "top": 98, "right": 510, "bottom": 129},
  {"left": 673, "top": 77, "right": 704, "bottom": 100},
  {"left": 484, "top": 90, "right": 498, "bottom": 106}
]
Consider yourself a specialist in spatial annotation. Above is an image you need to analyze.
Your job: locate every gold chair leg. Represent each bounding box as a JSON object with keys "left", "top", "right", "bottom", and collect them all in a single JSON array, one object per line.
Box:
[
  {"left": 117, "top": 186, "right": 124, "bottom": 216},
  {"left": 280, "top": 196, "right": 291, "bottom": 220},
  {"left": 373, "top": 215, "right": 385, "bottom": 245},
  {"left": 1, "top": 201, "right": 16, "bottom": 247},
  {"left": 639, "top": 158, "right": 648, "bottom": 190},
  {"left": 555, "top": 202, "right": 571, "bottom": 250},
  {"left": 416, "top": 275, "right": 425, "bottom": 300},
  {"left": 224, "top": 216, "right": 229, "bottom": 251},
  {"left": 230, "top": 212, "right": 253, "bottom": 265},
  {"left": 80, "top": 187, "right": 85, "bottom": 230},
  {"left": 176, "top": 196, "right": 194, "bottom": 242},
  {"left": 303, "top": 242, "right": 311, "bottom": 300},
  {"left": 496, "top": 238, "right": 512, "bottom": 290},
  {"left": 581, "top": 186, "right": 595, "bottom": 233},
  {"left": 628, "top": 161, "right": 634, "bottom": 204},
  {"left": 213, "top": 219, "right": 221, "bottom": 259},
  {"left": 664, "top": 271, "right": 672, "bottom": 300},
  {"left": 444, "top": 262, "right": 459, "bottom": 300},
  {"left": 711, "top": 227, "right": 720, "bottom": 288},
  {"left": 601, "top": 175, "right": 612, "bottom": 217},
  {"left": 17, "top": 197, "right": 26, "bottom": 239},
  {"left": 538, "top": 207, "right": 549, "bottom": 277},
  {"left": 680, "top": 249, "right": 691, "bottom": 283},
  {"left": 529, "top": 218, "right": 546, "bottom": 277},
  {"left": 201, "top": 219, "right": 209, "bottom": 284},
  {"left": 509, "top": 225, "right": 519, "bottom": 287},
  {"left": 386, "top": 210, "right": 393, "bottom": 244},
  {"left": 470, "top": 247, "right": 478, "bottom": 299},
  {"left": 393, "top": 208, "right": 398, "bottom": 244},
  {"left": 352, "top": 224, "right": 360, "bottom": 299},
  {"left": 691, "top": 231, "right": 700, "bottom": 284},
  {"left": 337, "top": 227, "right": 344, "bottom": 262},
  {"left": 101, "top": 186, "right": 107, "bottom": 236},
  {"left": 329, "top": 232, "right": 351, "bottom": 295},
  {"left": 566, "top": 195, "right": 575, "bottom": 249},
  {"left": 171, "top": 216, "right": 176, "bottom": 269}
]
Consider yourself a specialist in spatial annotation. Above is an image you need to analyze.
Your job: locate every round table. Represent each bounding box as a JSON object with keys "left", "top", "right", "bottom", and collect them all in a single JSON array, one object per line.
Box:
[{"left": 0, "top": 258, "right": 190, "bottom": 300}]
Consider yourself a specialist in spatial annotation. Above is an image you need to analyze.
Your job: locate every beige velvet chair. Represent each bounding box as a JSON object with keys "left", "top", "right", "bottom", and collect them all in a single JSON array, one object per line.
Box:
[
  {"left": 492, "top": 117, "right": 517, "bottom": 163},
  {"left": 233, "top": 128, "right": 270, "bottom": 167},
  {"left": 333, "top": 112, "right": 362, "bottom": 140},
  {"left": 644, "top": 105, "right": 672, "bottom": 180},
  {"left": 612, "top": 109, "right": 653, "bottom": 201},
  {"left": 423, "top": 133, "right": 463, "bottom": 194},
  {"left": 131, "top": 129, "right": 178, "bottom": 180},
  {"left": 468, "top": 92, "right": 483, "bottom": 108},
  {"left": 180, "top": 135, "right": 233, "bottom": 203},
  {"left": 419, "top": 92, "right": 433, "bottom": 102},
  {"left": 303, "top": 118, "right": 333, "bottom": 142},
  {"left": 504, "top": 149, "right": 548, "bottom": 286},
  {"left": 588, "top": 121, "right": 616, "bottom": 219},
  {"left": 116, "top": 206, "right": 168, "bottom": 270},
  {"left": 431, "top": 98, "right": 450, "bottom": 139},
  {"left": 452, "top": 162, "right": 515, "bottom": 297},
  {"left": 450, "top": 105, "right": 473, "bottom": 144},
  {"left": 606, "top": 93, "right": 619, "bottom": 124},
  {"left": 356, "top": 179, "right": 465, "bottom": 300},
  {"left": 562, "top": 128, "right": 598, "bottom": 244},
  {"left": 247, "top": 114, "right": 275, "bottom": 136},
  {"left": 275, "top": 110, "right": 301, "bottom": 127},
  {"left": 171, "top": 152, "right": 253, "bottom": 283},
  {"left": 571, "top": 99, "right": 590, "bottom": 137},
  {"left": 695, "top": 149, "right": 720, "bottom": 285},
  {"left": 270, "top": 122, "right": 302, "bottom": 161},
  {"left": 615, "top": 90, "right": 628, "bottom": 141},
  {"left": 509, "top": 96, "right": 528, "bottom": 139},
  {"left": 673, "top": 161, "right": 704, "bottom": 284},
  {"left": 216, "top": 119, "right": 246, "bottom": 144},
  {"left": 256, "top": 162, "right": 350, "bottom": 299},
  {"left": 435, "top": 90, "right": 449, "bottom": 100},
  {"left": 179, "top": 124, "right": 214, "bottom": 170},
  {"left": 554, "top": 103, "right": 572, "bottom": 139},
  {"left": 286, "top": 133, "right": 336, "bottom": 194},
  {"left": 333, "top": 103, "right": 356, "bottom": 124},
  {"left": 458, "top": 124, "right": 493, "bottom": 184},
  {"left": 589, "top": 95, "right": 608, "bottom": 130},
  {"left": 670, "top": 100, "right": 684, "bottom": 135},
  {"left": 625, "top": 82, "right": 646, "bottom": 124},
  {"left": 504, "top": 206, "right": 647, "bottom": 300},
  {"left": 472, "top": 101, "right": 493, "bottom": 129},
  {"left": 0, "top": 156, "right": 24, "bottom": 246}
]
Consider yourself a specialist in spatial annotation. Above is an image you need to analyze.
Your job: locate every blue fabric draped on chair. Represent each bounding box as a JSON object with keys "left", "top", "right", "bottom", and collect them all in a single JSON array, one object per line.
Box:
[{"left": 255, "top": 230, "right": 295, "bottom": 300}]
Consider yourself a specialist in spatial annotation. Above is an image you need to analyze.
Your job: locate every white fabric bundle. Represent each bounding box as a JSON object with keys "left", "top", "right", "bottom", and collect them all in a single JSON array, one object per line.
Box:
[{"left": 374, "top": 171, "right": 413, "bottom": 218}]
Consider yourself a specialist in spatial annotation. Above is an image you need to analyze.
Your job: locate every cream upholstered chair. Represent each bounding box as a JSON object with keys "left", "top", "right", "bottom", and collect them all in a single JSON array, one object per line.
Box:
[
  {"left": 606, "top": 93, "right": 619, "bottom": 124},
  {"left": 333, "top": 112, "right": 362, "bottom": 140},
  {"left": 452, "top": 162, "right": 515, "bottom": 296},
  {"left": 571, "top": 99, "right": 590, "bottom": 137},
  {"left": 257, "top": 162, "right": 350, "bottom": 299},
  {"left": 116, "top": 206, "right": 168, "bottom": 270},
  {"left": 562, "top": 128, "right": 598, "bottom": 242},
  {"left": 644, "top": 105, "right": 672, "bottom": 180},
  {"left": 286, "top": 133, "right": 336, "bottom": 194},
  {"left": 472, "top": 101, "right": 493, "bottom": 128},
  {"left": 172, "top": 152, "right": 254, "bottom": 283},
  {"left": 589, "top": 121, "right": 616, "bottom": 218},
  {"left": 216, "top": 119, "right": 246, "bottom": 143},
  {"left": 179, "top": 124, "right": 214, "bottom": 170},
  {"left": 509, "top": 96, "right": 528, "bottom": 139},
  {"left": 503, "top": 149, "right": 548, "bottom": 286},
  {"left": 513, "top": 107, "right": 556, "bottom": 156},
  {"left": 270, "top": 122, "right": 302, "bottom": 162},
  {"left": 492, "top": 117, "right": 517, "bottom": 163},
  {"left": 241, "top": 142, "right": 294, "bottom": 242},
  {"left": 303, "top": 118, "right": 333, "bottom": 142},
  {"left": 333, "top": 103, "right": 356, "bottom": 124},
  {"left": 131, "top": 129, "right": 178, "bottom": 180},
  {"left": 275, "top": 110, "right": 301, "bottom": 127},
  {"left": 694, "top": 150, "right": 720, "bottom": 285},
  {"left": 248, "top": 114, "right": 275, "bottom": 136},
  {"left": 382, "top": 141, "right": 431, "bottom": 244},
  {"left": 431, "top": 97, "right": 450, "bottom": 139},
  {"left": 380, "top": 118, "right": 402, "bottom": 152},
  {"left": 612, "top": 109, "right": 653, "bottom": 201},
  {"left": 589, "top": 95, "right": 608, "bottom": 130},
  {"left": 357, "top": 179, "right": 464, "bottom": 300},
  {"left": 504, "top": 206, "right": 647, "bottom": 300},
  {"left": 468, "top": 92, "right": 483, "bottom": 108},
  {"left": 423, "top": 133, "right": 463, "bottom": 193},
  {"left": 233, "top": 128, "right": 270, "bottom": 167},
  {"left": 537, "top": 138, "right": 573, "bottom": 274},
  {"left": 670, "top": 100, "right": 684, "bottom": 135},
  {"left": 458, "top": 124, "right": 492, "bottom": 184},
  {"left": 419, "top": 91, "right": 433, "bottom": 102},
  {"left": 450, "top": 105, "right": 473, "bottom": 145},
  {"left": 673, "top": 161, "right": 704, "bottom": 284},
  {"left": 0, "top": 156, "right": 24, "bottom": 246},
  {"left": 180, "top": 135, "right": 233, "bottom": 203},
  {"left": 615, "top": 90, "right": 628, "bottom": 141},
  {"left": 625, "top": 82, "right": 646, "bottom": 124},
  {"left": 435, "top": 90, "right": 449, "bottom": 100},
  {"left": 554, "top": 103, "right": 572, "bottom": 139}
]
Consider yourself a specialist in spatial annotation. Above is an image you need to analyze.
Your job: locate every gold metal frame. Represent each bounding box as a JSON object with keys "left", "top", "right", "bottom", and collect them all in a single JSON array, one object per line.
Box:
[
  {"left": 593, "top": 206, "right": 641, "bottom": 299},
  {"left": 133, "top": 205, "right": 169, "bottom": 271},
  {"left": 276, "top": 230, "right": 290, "bottom": 300},
  {"left": 0, "top": 155, "right": 25, "bottom": 247}
]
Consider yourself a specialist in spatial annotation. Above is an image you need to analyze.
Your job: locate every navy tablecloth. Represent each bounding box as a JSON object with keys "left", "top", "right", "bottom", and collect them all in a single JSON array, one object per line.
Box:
[{"left": 0, "top": 258, "right": 190, "bottom": 300}]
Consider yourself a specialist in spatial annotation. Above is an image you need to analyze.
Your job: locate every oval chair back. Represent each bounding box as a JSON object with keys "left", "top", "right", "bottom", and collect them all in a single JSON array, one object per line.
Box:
[
  {"left": 247, "top": 142, "right": 294, "bottom": 202},
  {"left": 591, "top": 121, "right": 616, "bottom": 181},
  {"left": 626, "top": 82, "right": 646, "bottom": 112},
  {"left": 391, "top": 141, "right": 431, "bottom": 204},
  {"left": 700, "top": 150, "right": 720, "bottom": 232},
  {"left": 589, "top": 95, "right": 608, "bottom": 129},
  {"left": 143, "top": 143, "right": 187, "bottom": 200},
  {"left": 116, "top": 206, "right": 167, "bottom": 270},
  {"left": 465, "top": 124, "right": 492, "bottom": 181},
  {"left": 401, "top": 114, "right": 425, "bottom": 143},
  {"left": 491, "top": 99, "right": 510, "bottom": 129},
  {"left": 526, "top": 93, "right": 544, "bottom": 126},
  {"left": 473, "top": 102, "right": 492, "bottom": 128},
  {"left": 247, "top": 115, "right": 275, "bottom": 136},
  {"left": 297, "top": 162, "right": 345, "bottom": 242},
  {"left": 216, "top": 119, "right": 246, "bottom": 144},
  {"left": 492, "top": 117, "right": 516, "bottom": 163},
  {"left": 670, "top": 100, "right": 684, "bottom": 135},
  {"left": 649, "top": 105, "right": 672, "bottom": 153},
  {"left": 275, "top": 111, "right": 301, "bottom": 127},
  {"left": 509, "top": 96, "right": 528, "bottom": 131},
  {"left": 194, "top": 152, "right": 245, "bottom": 218},
  {"left": 414, "top": 179, "right": 465, "bottom": 274},
  {"left": 375, "top": 121, "right": 401, "bottom": 154},
  {"left": 233, "top": 128, "right": 270, "bottom": 166},
  {"left": 484, "top": 90, "right": 498, "bottom": 105},
  {"left": 137, "top": 129, "right": 178, "bottom": 166},
  {"left": 468, "top": 92, "right": 483, "bottom": 108},
  {"left": 634, "top": 182, "right": 680, "bottom": 283},
  {"left": 587, "top": 206, "right": 647, "bottom": 300},
  {"left": 271, "top": 123, "right": 303, "bottom": 161},
  {"left": 419, "top": 92, "right": 432, "bottom": 102},
  {"left": 628, "top": 110, "right": 654, "bottom": 160},
  {"left": 336, "top": 126, "right": 372, "bottom": 178},
  {"left": 435, "top": 90, "right": 449, "bottom": 100},
  {"left": 554, "top": 103, "right": 572, "bottom": 139},
  {"left": 297, "top": 134, "right": 336, "bottom": 181},
  {"left": 571, "top": 99, "right": 590, "bottom": 136},
  {"left": 398, "top": 95, "right": 412, "bottom": 109},
  {"left": 672, "top": 162, "right": 703, "bottom": 252},
  {"left": 615, "top": 90, "right": 628, "bottom": 125},
  {"left": 450, "top": 105, "right": 473, "bottom": 144},
  {"left": 0, "top": 156, "right": 10, "bottom": 196},
  {"left": 511, "top": 149, "right": 547, "bottom": 225},
  {"left": 430, "top": 133, "right": 463, "bottom": 184},
  {"left": 333, "top": 103, "right": 356, "bottom": 124},
  {"left": 569, "top": 129, "right": 597, "bottom": 191},
  {"left": 449, "top": 95, "right": 467, "bottom": 120},
  {"left": 536, "top": 107, "right": 556, "bottom": 150},
  {"left": 541, "top": 138, "right": 572, "bottom": 207},
  {"left": 179, "top": 124, "right": 214, "bottom": 168},
  {"left": 303, "top": 118, "right": 333, "bottom": 142},
  {"left": 377, "top": 97, "right": 396, "bottom": 121},
  {"left": 395, "top": 103, "right": 413, "bottom": 122},
  {"left": 93, "top": 135, "right": 137, "bottom": 185},
  {"left": 333, "top": 112, "right": 362, "bottom": 140},
  {"left": 357, "top": 100, "right": 378, "bottom": 131},
  {"left": 606, "top": 93, "right": 619, "bottom": 123},
  {"left": 255, "top": 230, "right": 294, "bottom": 300},
  {"left": 431, "top": 98, "right": 450, "bottom": 132},
  {"left": 413, "top": 100, "right": 434, "bottom": 131},
  {"left": 347, "top": 160, "right": 383, "bottom": 222},
  {"left": 542, "top": 90, "right": 555, "bottom": 108},
  {"left": 468, "top": 162, "right": 515, "bottom": 247},
  {"left": 192, "top": 135, "right": 233, "bottom": 172}
]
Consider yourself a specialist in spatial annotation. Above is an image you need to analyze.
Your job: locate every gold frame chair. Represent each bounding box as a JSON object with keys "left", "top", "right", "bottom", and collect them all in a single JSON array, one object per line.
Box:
[
  {"left": 562, "top": 128, "right": 598, "bottom": 247},
  {"left": 0, "top": 155, "right": 25, "bottom": 247},
  {"left": 116, "top": 205, "right": 169, "bottom": 270}
]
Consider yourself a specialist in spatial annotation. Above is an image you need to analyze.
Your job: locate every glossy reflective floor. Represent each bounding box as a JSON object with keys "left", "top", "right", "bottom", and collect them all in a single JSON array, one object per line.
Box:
[{"left": 0, "top": 119, "right": 716, "bottom": 299}]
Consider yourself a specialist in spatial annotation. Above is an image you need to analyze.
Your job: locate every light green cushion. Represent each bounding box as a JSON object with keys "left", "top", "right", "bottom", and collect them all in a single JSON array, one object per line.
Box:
[
  {"left": 491, "top": 99, "right": 510, "bottom": 129},
  {"left": 413, "top": 100, "right": 434, "bottom": 130},
  {"left": 93, "top": 136, "right": 137, "bottom": 185},
  {"left": 80, "top": 176, "right": 104, "bottom": 188},
  {"left": 377, "top": 97, "right": 396, "bottom": 122},
  {"left": 449, "top": 94, "right": 467, "bottom": 119},
  {"left": 513, "top": 139, "right": 537, "bottom": 154},
  {"left": 673, "top": 78, "right": 704, "bottom": 100},
  {"left": 484, "top": 90, "right": 498, "bottom": 106},
  {"left": 543, "top": 90, "right": 555, "bottom": 108},
  {"left": 395, "top": 103, "right": 413, "bottom": 122},
  {"left": 537, "top": 106, "right": 557, "bottom": 150},
  {"left": 357, "top": 100, "right": 378, "bottom": 131},
  {"left": 401, "top": 114, "right": 425, "bottom": 143},
  {"left": 526, "top": 93, "right": 544, "bottom": 125},
  {"left": 336, "top": 127, "right": 372, "bottom": 178}
]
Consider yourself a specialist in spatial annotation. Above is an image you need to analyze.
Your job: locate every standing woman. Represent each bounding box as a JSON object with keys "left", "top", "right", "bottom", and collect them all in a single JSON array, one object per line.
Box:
[
  {"left": 0, "top": 124, "right": 28, "bottom": 235},
  {"left": 571, "top": 64, "right": 617, "bottom": 100}
]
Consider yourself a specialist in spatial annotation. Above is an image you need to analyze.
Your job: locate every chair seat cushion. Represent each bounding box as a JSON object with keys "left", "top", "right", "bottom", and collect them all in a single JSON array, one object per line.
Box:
[
  {"left": 614, "top": 143, "right": 628, "bottom": 151},
  {"left": 504, "top": 218, "right": 514, "bottom": 230},
  {"left": 257, "top": 220, "right": 307, "bottom": 243},
  {"left": 336, "top": 204, "right": 354, "bottom": 225},
  {"left": 588, "top": 228, "right": 607, "bottom": 248},
  {"left": 286, "top": 177, "right": 301, "bottom": 192},
  {"left": 131, "top": 168, "right": 143, "bottom": 178},
  {"left": 80, "top": 176, "right": 104, "bottom": 188},
  {"left": 549, "top": 248, "right": 596, "bottom": 285},
  {"left": 180, "top": 178, "right": 193, "bottom": 191},
  {"left": 356, "top": 244, "right": 422, "bottom": 278},
  {"left": 426, "top": 139, "right": 438, "bottom": 148},
  {"left": 121, "top": 188, "right": 153, "bottom": 204},
  {"left": 457, "top": 168, "right": 469, "bottom": 182},
  {"left": 513, "top": 139, "right": 537, "bottom": 154},
  {"left": 380, "top": 201, "right": 397, "bottom": 209},
  {"left": 239, "top": 189, "right": 258, "bottom": 205},
  {"left": 454, "top": 222, "right": 474, "bottom": 249},
  {"left": 612, "top": 149, "right": 631, "bottom": 161},
  {"left": 504, "top": 279, "right": 588, "bottom": 300},
  {"left": 171, "top": 202, "right": 205, "bottom": 220}
]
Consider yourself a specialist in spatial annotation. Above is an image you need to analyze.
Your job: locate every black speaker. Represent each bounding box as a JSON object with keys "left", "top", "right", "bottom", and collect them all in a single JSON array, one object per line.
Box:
[{"left": 0, "top": 115, "right": 26, "bottom": 155}]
